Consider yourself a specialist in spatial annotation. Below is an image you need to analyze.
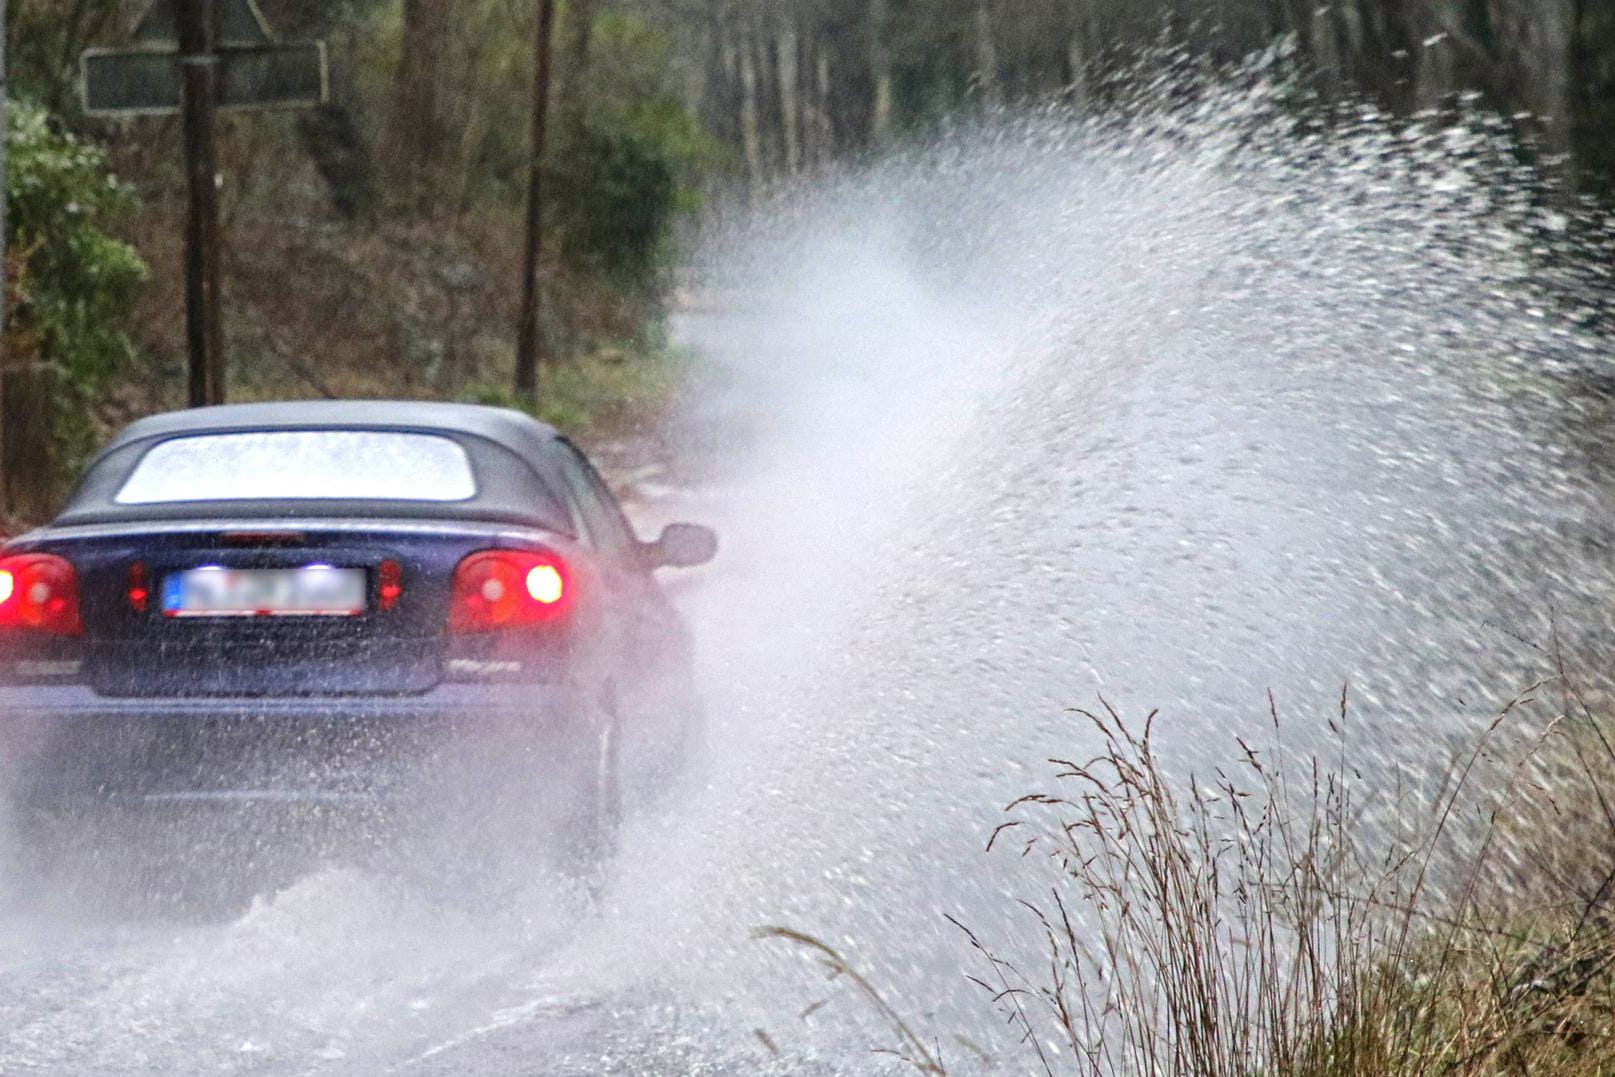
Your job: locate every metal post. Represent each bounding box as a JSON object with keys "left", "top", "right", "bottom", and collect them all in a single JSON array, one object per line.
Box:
[
  {"left": 178, "top": 0, "right": 225, "bottom": 407},
  {"left": 1, "top": 0, "right": 10, "bottom": 516},
  {"left": 514, "top": 0, "right": 558, "bottom": 407},
  {"left": 1, "top": 0, "right": 9, "bottom": 368}
]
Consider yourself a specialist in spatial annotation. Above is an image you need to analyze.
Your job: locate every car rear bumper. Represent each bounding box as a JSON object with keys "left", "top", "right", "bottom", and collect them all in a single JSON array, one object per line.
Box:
[{"left": 0, "top": 682, "right": 591, "bottom": 807}]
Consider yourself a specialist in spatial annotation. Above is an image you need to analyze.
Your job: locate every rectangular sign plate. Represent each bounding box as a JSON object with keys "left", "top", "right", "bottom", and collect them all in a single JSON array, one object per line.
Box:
[
  {"left": 163, "top": 566, "right": 367, "bottom": 618},
  {"left": 82, "top": 43, "right": 328, "bottom": 116}
]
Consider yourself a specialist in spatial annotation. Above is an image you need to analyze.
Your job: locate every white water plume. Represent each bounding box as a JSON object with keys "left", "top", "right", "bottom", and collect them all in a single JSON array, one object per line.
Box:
[{"left": 612, "top": 64, "right": 1615, "bottom": 1065}]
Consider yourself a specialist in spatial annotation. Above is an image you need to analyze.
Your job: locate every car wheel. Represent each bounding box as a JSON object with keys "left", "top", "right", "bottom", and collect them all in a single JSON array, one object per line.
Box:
[{"left": 564, "top": 687, "right": 623, "bottom": 873}]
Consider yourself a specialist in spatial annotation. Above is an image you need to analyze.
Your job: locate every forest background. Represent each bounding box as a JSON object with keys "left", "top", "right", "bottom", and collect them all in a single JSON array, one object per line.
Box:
[{"left": 6, "top": 0, "right": 1611, "bottom": 489}]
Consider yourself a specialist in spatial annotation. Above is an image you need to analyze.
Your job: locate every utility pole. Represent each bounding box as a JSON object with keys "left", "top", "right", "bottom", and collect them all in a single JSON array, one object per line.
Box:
[
  {"left": 514, "top": 0, "right": 558, "bottom": 407},
  {"left": 177, "top": 0, "right": 225, "bottom": 407},
  {"left": 1, "top": 0, "right": 9, "bottom": 369},
  {"left": 1, "top": 0, "right": 9, "bottom": 518}
]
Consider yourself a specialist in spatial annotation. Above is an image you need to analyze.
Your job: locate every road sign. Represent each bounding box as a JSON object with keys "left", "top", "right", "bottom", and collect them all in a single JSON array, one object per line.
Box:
[
  {"left": 79, "top": 0, "right": 329, "bottom": 408},
  {"left": 81, "top": 0, "right": 325, "bottom": 118},
  {"left": 82, "top": 43, "right": 327, "bottom": 116}
]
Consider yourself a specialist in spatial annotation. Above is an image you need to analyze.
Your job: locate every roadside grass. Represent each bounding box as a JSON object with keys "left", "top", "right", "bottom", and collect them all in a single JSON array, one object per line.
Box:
[
  {"left": 766, "top": 657, "right": 1615, "bottom": 1075},
  {"left": 199, "top": 337, "right": 691, "bottom": 443},
  {"left": 465, "top": 341, "right": 694, "bottom": 436}
]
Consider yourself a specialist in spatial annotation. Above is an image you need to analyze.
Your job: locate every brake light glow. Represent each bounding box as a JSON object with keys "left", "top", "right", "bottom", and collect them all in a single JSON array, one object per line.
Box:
[
  {"left": 0, "top": 555, "right": 82, "bottom": 636},
  {"left": 127, "top": 561, "right": 150, "bottom": 613},
  {"left": 378, "top": 559, "right": 403, "bottom": 611},
  {"left": 450, "top": 550, "right": 570, "bottom": 633},
  {"left": 526, "top": 564, "right": 564, "bottom": 605}
]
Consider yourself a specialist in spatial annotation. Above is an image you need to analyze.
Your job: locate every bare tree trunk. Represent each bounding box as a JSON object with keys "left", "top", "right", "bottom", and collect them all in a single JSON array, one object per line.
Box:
[
  {"left": 1494, "top": 0, "right": 1578, "bottom": 160},
  {"left": 687, "top": 19, "right": 716, "bottom": 132},
  {"left": 715, "top": 20, "right": 742, "bottom": 149},
  {"left": 1573, "top": 0, "right": 1615, "bottom": 197},
  {"left": 1066, "top": 34, "right": 1089, "bottom": 108},
  {"left": 1065, "top": 0, "right": 1097, "bottom": 109},
  {"left": 1278, "top": 0, "right": 1343, "bottom": 92},
  {"left": 444, "top": 18, "right": 502, "bottom": 217},
  {"left": 1353, "top": 0, "right": 1419, "bottom": 112},
  {"left": 738, "top": 23, "right": 765, "bottom": 187},
  {"left": 514, "top": 0, "right": 559, "bottom": 404},
  {"left": 757, "top": 27, "right": 785, "bottom": 172},
  {"left": 973, "top": 0, "right": 1001, "bottom": 107},
  {"left": 777, "top": 20, "right": 802, "bottom": 174},
  {"left": 819, "top": 42, "right": 836, "bottom": 157},
  {"left": 869, "top": 0, "right": 893, "bottom": 143},
  {"left": 559, "top": 0, "right": 599, "bottom": 127},
  {"left": 809, "top": 33, "right": 834, "bottom": 163},
  {"left": 798, "top": 25, "right": 820, "bottom": 167},
  {"left": 390, "top": 0, "right": 449, "bottom": 209}
]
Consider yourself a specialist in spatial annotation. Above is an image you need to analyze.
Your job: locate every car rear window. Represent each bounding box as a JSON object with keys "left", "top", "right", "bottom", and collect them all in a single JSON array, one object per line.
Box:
[{"left": 115, "top": 431, "right": 479, "bottom": 504}]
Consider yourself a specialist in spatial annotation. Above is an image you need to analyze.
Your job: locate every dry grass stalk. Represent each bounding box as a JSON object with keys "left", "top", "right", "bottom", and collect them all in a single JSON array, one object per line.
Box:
[
  {"left": 770, "top": 661, "right": 1615, "bottom": 1075},
  {"left": 959, "top": 676, "right": 1615, "bottom": 1076}
]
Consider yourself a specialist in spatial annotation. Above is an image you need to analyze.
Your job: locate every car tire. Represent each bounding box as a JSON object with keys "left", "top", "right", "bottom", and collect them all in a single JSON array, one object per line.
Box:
[{"left": 564, "top": 686, "right": 623, "bottom": 874}]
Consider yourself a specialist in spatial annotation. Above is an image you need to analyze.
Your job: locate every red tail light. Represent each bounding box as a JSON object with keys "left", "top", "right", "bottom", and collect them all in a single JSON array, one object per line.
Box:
[
  {"left": 127, "top": 561, "right": 150, "bottom": 613},
  {"left": 449, "top": 550, "right": 571, "bottom": 633},
  {"left": 0, "top": 555, "right": 82, "bottom": 636},
  {"left": 378, "top": 559, "right": 403, "bottom": 611}
]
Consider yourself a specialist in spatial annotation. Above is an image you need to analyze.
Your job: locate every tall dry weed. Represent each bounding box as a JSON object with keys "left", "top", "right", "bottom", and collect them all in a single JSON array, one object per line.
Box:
[{"left": 770, "top": 659, "right": 1615, "bottom": 1074}]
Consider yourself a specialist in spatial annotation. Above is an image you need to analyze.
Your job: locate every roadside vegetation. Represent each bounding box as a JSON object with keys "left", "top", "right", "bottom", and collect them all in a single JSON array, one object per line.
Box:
[
  {"left": 4, "top": 0, "right": 724, "bottom": 516},
  {"left": 769, "top": 656, "right": 1615, "bottom": 1074},
  {"left": 6, "top": 98, "right": 145, "bottom": 485},
  {"left": 6, "top": 1, "right": 1615, "bottom": 516}
]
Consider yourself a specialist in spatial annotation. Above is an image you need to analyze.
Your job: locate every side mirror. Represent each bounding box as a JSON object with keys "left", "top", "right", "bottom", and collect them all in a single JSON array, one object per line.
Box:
[{"left": 645, "top": 522, "right": 717, "bottom": 569}]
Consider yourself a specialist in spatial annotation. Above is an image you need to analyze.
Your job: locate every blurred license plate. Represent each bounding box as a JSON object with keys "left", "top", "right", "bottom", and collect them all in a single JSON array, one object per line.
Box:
[{"left": 163, "top": 567, "right": 367, "bottom": 617}]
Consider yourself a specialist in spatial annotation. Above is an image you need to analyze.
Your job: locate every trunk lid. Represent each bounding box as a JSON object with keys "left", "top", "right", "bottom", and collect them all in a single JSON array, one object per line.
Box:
[{"left": 14, "top": 521, "right": 542, "bottom": 697}]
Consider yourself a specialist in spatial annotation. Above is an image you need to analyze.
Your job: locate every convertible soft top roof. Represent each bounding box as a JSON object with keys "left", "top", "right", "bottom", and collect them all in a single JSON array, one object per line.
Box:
[
  {"left": 54, "top": 401, "right": 577, "bottom": 531},
  {"left": 105, "top": 401, "right": 560, "bottom": 458}
]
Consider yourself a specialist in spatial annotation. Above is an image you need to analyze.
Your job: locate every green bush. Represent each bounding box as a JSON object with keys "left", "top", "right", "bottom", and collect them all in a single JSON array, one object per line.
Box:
[
  {"left": 552, "top": 98, "right": 708, "bottom": 286},
  {"left": 465, "top": 339, "right": 689, "bottom": 433},
  {"left": 557, "top": 14, "right": 717, "bottom": 284},
  {"left": 7, "top": 98, "right": 146, "bottom": 424}
]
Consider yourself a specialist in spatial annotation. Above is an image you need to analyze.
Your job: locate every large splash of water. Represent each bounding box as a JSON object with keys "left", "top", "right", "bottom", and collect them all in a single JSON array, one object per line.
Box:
[{"left": 592, "top": 63, "right": 1615, "bottom": 1066}]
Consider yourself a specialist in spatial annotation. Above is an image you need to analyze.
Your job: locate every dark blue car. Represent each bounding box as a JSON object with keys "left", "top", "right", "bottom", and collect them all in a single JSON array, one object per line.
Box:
[{"left": 0, "top": 401, "right": 714, "bottom": 872}]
